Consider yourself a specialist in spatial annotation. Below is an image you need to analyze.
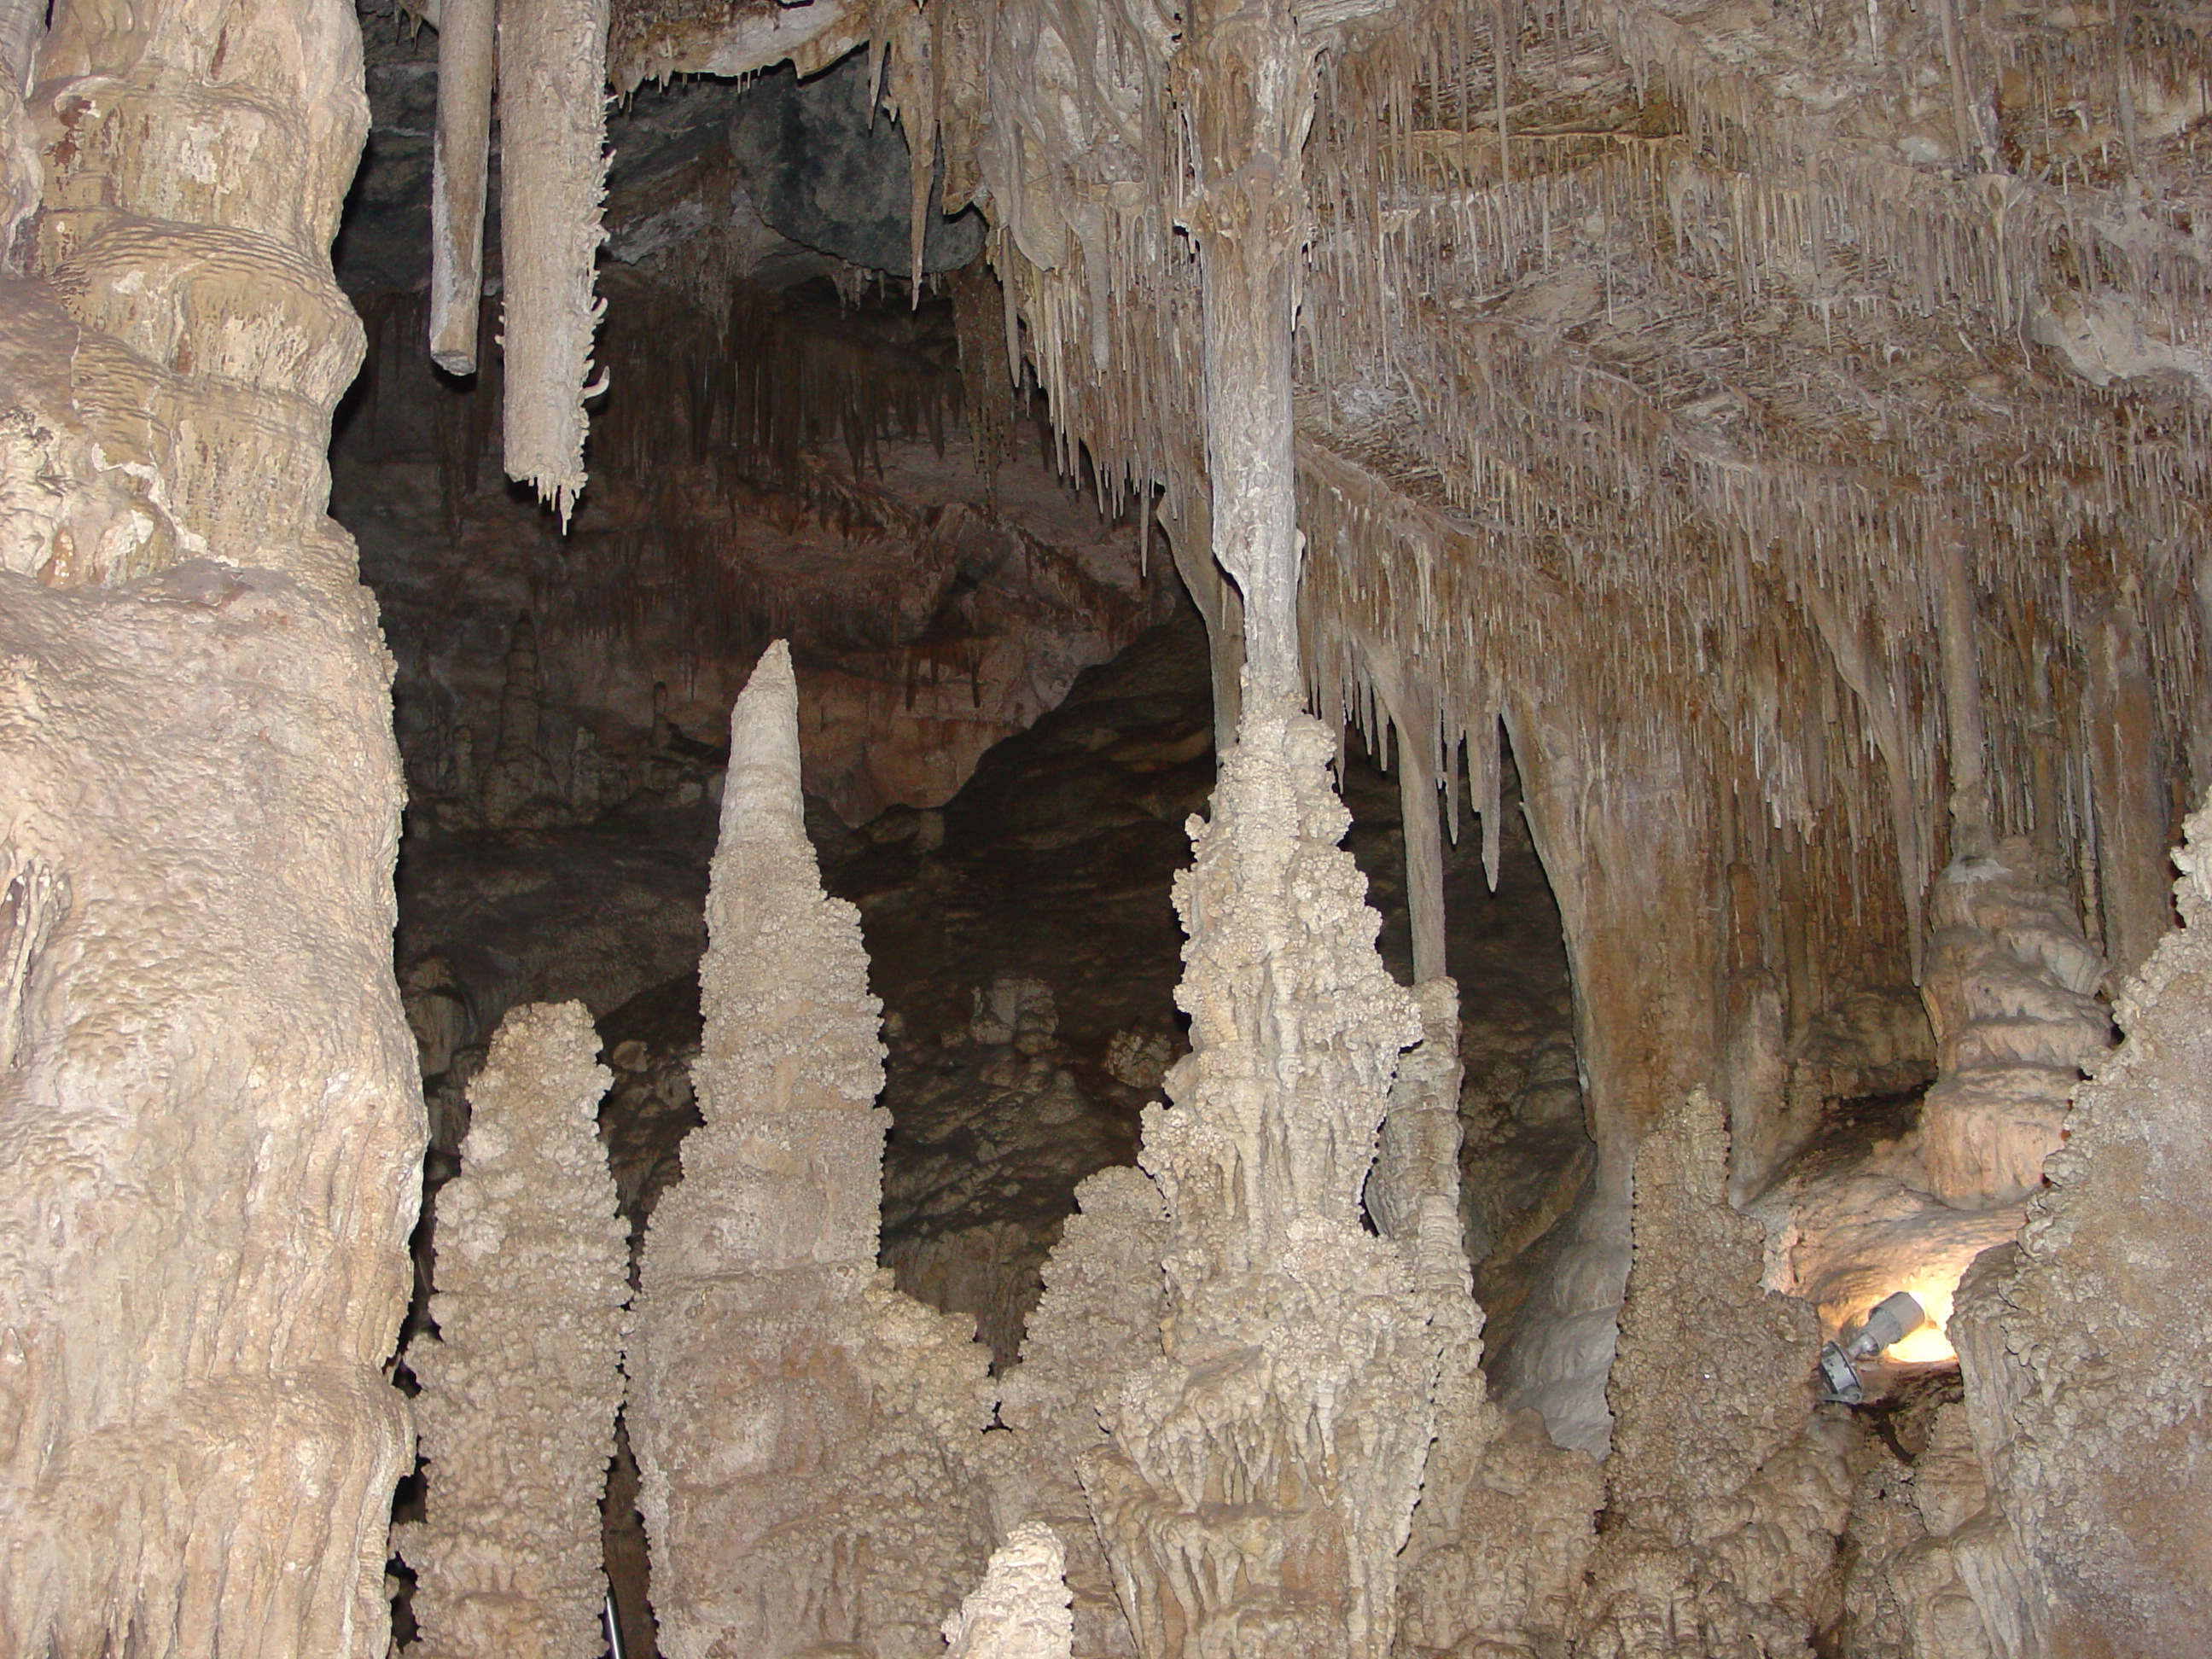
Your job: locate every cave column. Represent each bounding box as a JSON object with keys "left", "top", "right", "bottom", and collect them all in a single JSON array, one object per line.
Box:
[
  {"left": 1077, "top": 5, "right": 1445, "bottom": 1652},
  {"left": 0, "top": 0, "right": 424, "bottom": 1650},
  {"left": 1186, "top": 0, "right": 1312, "bottom": 721}
]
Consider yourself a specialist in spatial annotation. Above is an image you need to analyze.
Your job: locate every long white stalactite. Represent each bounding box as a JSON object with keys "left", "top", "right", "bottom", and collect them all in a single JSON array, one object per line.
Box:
[{"left": 498, "top": 0, "right": 608, "bottom": 521}]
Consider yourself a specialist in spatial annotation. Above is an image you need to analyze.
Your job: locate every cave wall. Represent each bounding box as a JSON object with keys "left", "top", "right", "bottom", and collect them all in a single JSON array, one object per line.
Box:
[{"left": 0, "top": 0, "right": 423, "bottom": 1649}]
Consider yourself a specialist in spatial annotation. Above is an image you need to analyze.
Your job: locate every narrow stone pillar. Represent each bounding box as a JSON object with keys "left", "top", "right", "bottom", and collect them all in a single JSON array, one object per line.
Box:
[
  {"left": 498, "top": 0, "right": 608, "bottom": 518},
  {"left": 398, "top": 1001, "right": 630, "bottom": 1659},
  {"left": 1398, "top": 718, "right": 1447, "bottom": 985}
]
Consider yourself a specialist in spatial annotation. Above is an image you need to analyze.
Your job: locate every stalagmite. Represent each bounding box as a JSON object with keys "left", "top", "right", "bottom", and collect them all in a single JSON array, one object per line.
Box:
[
  {"left": 428, "top": 0, "right": 494, "bottom": 373},
  {"left": 627, "top": 641, "right": 994, "bottom": 1659},
  {"left": 1375, "top": 981, "right": 1603, "bottom": 1657},
  {"left": 1945, "top": 789, "right": 2212, "bottom": 1654},
  {"left": 1081, "top": 685, "right": 1435, "bottom": 1659},
  {"left": 498, "top": 0, "right": 609, "bottom": 519},
  {"left": 998, "top": 1167, "right": 1168, "bottom": 1658},
  {"left": 0, "top": 0, "right": 422, "bottom": 1647},
  {"left": 397, "top": 1000, "right": 630, "bottom": 1659},
  {"left": 1577, "top": 1090, "right": 1854, "bottom": 1656},
  {"left": 941, "top": 1525, "right": 1077, "bottom": 1659}
]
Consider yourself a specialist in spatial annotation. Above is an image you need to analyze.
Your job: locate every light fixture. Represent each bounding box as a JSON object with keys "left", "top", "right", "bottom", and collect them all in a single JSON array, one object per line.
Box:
[{"left": 1815, "top": 1290, "right": 1927, "bottom": 1404}]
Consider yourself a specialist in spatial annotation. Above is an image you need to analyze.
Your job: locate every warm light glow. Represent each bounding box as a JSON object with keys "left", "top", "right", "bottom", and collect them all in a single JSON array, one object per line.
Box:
[
  {"left": 1886, "top": 1322, "right": 1958, "bottom": 1364},
  {"left": 1885, "top": 1266, "right": 1964, "bottom": 1364}
]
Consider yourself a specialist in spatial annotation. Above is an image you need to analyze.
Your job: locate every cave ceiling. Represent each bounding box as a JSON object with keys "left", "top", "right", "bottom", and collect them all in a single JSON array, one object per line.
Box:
[{"left": 358, "top": 0, "right": 2211, "bottom": 996}]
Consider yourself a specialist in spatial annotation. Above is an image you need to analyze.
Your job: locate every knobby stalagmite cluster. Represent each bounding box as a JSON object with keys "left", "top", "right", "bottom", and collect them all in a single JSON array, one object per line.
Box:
[{"left": 398, "top": 1000, "right": 631, "bottom": 1659}]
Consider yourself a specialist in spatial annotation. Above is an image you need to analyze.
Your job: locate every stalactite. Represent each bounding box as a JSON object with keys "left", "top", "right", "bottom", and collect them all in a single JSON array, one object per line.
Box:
[
  {"left": 397, "top": 1001, "right": 630, "bottom": 1659},
  {"left": 498, "top": 0, "right": 610, "bottom": 521},
  {"left": 428, "top": 0, "right": 494, "bottom": 374}
]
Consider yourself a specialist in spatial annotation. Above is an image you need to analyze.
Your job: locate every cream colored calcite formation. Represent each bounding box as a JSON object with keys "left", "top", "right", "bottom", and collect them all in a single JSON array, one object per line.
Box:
[
  {"left": 1940, "top": 791, "right": 2212, "bottom": 1655},
  {"left": 998, "top": 1166, "right": 1168, "bottom": 1659},
  {"left": 627, "top": 639, "right": 993, "bottom": 1659},
  {"left": 943, "top": 1524, "right": 1076, "bottom": 1659},
  {"left": 1381, "top": 981, "right": 1603, "bottom": 1659},
  {"left": 497, "top": 0, "right": 608, "bottom": 518},
  {"left": 398, "top": 1000, "right": 630, "bottom": 1659},
  {"left": 0, "top": 0, "right": 422, "bottom": 1650},
  {"left": 1078, "top": 685, "right": 1434, "bottom": 1659},
  {"left": 1918, "top": 841, "right": 2109, "bottom": 1211},
  {"left": 1578, "top": 1091, "right": 1853, "bottom": 1658}
]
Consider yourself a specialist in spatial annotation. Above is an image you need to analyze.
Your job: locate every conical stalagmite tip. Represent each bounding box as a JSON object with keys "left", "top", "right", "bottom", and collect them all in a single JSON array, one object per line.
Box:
[{"left": 723, "top": 638, "right": 806, "bottom": 846}]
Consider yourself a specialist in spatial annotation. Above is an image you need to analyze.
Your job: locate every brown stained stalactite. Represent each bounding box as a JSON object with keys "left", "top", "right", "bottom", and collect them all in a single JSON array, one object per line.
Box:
[
  {"left": 627, "top": 641, "right": 994, "bottom": 1659},
  {"left": 1936, "top": 536, "right": 1992, "bottom": 859},
  {"left": 498, "top": 0, "right": 608, "bottom": 520},
  {"left": 0, "top": 0, "right": 422, "bottom": 1648},
  {"left": 428, "top": 0, "right": 494, "bottom": 373},
  {"left": 397, "top": 1001, "right": 631, "bottom": 1659}
]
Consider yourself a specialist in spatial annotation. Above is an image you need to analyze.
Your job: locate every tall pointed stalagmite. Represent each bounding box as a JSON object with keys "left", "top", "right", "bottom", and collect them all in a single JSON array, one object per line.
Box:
[
  {"left": 498, "top": 0, "right": 608, "bottom": 519},
  {"left": 398, "top": 1001, "right": 630, "bottom": 1659},
  {"left": 627, "top": 641, "right": 994, "bottom": 1659},
  {"left": 428, "top": 0, "right": 494, "bottom": 373}
]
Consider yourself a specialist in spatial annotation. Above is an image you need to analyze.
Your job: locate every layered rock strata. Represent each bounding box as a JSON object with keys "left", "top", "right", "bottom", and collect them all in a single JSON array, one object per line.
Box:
[
  {"left": 627, "top": 640, "right": 994, "bottom": 1659},
  {"left": 398, "top": 1000, "right": 631, "bottom": 1659},
  {"left": 0, "top": 0, "right": 422, "bottom": 1649}
]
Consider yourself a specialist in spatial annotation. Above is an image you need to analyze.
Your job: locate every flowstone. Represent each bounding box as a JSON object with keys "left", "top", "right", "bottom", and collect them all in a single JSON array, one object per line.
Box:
[
  {"left": 398, "top": 1000, "right": 631, "bottom": 1659},
  {"left": 626, "top": 641, "right": 994, "bottom": 1659}
]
